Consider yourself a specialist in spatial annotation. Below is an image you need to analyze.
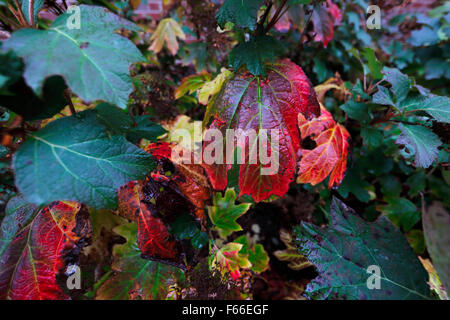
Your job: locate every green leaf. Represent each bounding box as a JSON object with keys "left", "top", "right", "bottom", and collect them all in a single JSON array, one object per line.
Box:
[
  {"left": 361, "top": 127, "right": 383, "bottom": 148},
  {"left": 361, "top": 48, "right": 383, "bottom": 80},
  {"left": 403, "top": 95, "right": 450, "bottom": 124},
  {"left": 13, "top": 110, "right": 155, "bottom": 209},
  {"left": 395, "top": 123, "right": 442, "bottom": 168},
  {"left": 423, "top": 202, "right": 450, "bottom": 293},
  {"left": 406, "top": 171, "right": 426, "bottom": 197},
  {"left": 21, "top": 0, "right": 44, "bottom": 25},
  {"left": 207, "top": 188, "right": 251, "bottom": 238},
  {"left": 234, "top": 235, "right": 269, "bottom": 274},
  {"left": 0, "top": 50, "right": 23, "bottom": 91},
  {"left": 216, "top": 0, "right": 265, "bottom": 30},
  {"left": 379, "top": 175, "right": 402, "bottom": 197},
  {"left": 0, "top": 145, "right": 8, "bottom": 158},
  {"left": 338, "top": 164, "right": 371, "bottom": 202},
  {"left": 340, "top": 100, "right": 371, "bottom": 122},
  {"left": 228, "top": 35, "right": 284, "bottom": 76},
  {"left": 295, "top": 197, "right": 430, "bottom": 300},
  {"left": 96, "top": 222, "right": 184, "bottom": 299},
  {"left": 95, "top": 103, "right": 132, "bottom": 134},
  {"left": 289, "top": 0, "right": 312, "bottom": 4},
  {"left": 4, "top": 5, "right": 143, "bottom": 109},
  {"left": 351, "top": 80, "right": 370, "bottom": 100},
  {"left": 382, "top": 67, "right": 410, "bottom": 103},
  {"left": 126, "top": 116, "right": 167, "bottom": 143},
  {"left": 95, "top": 103, "right": 166, "bottom": 143},
  {"left": 170, "top": 213, "right": 208, "bottom": 249},
  {"left": 372, "top": 86, "right": 394, "bottom": 106},
  {"left": 381, "top": 197, "right": 420, "bottom": 232},
  {"left": 406, "top": 229, "right": 426, "bottom": 255}
]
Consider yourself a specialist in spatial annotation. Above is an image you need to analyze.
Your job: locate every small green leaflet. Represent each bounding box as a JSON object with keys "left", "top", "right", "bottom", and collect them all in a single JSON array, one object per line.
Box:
[
  {"left": 229, "top": 35, "right": 284, "bottom": 76},
  {"left": 361, "top": 48, "right": 383, "bottom": 80},
  {"left": 361, "top": 127, "right": 383, "bottom": 148},
  {"left": 216, "top": 0, "right": 265, "bottom": 30},
  {"left": 422, "top": 202, "right": 450, "bottom": 294},
  {"left": 208, "top": 188, "right": 251, "bottom": 238},
  {"left": 295, "top": 197, "right": 430, "bottom": 300},
  {"left": 170, "top": 213, "right": 208, "bottom": 249},
  {"left": 95, "top": 103, "right": 166, "bottom": 143},
  {"left": 4, "top": 5, "right": 143, "bottom": 109},
  {"left": 395, "top": 123, "right": 442, "bottom": 168},
  {"left": 382, "top": 67, "right": 411, "bottom": 103},
  {"left": 13, "top": 110, "right": 155, "bottom": 209},
  {"left": 381, "top": 197, "right": 420, "bottom": 232}
]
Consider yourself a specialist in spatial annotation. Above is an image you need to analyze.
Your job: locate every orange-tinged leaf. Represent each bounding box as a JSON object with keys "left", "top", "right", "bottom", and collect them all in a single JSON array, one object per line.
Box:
[{"left": 297, "top": 105, "right": 350, "bottom": 188}]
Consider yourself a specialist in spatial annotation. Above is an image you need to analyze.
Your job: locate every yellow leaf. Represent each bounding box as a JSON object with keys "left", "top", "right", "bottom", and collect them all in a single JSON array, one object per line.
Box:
[
  {"left": 274, "top": 229, "right": 312, "bottom": 271},
  {"left": 198, "top": 68, "right": 233, "bottom": 105},
  {"left": 149, "top": 18, "right": 186, "bottom": 55},
  {"left": 419, "top": 257, "right": 448, "bottom": 300}
]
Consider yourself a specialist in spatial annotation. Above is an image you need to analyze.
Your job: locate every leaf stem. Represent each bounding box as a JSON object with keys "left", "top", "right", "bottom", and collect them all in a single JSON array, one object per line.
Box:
[
  {"left": 265, "top": 0, "right": 288, "bottom": 33},
  {"left": 28, "top": 0, "right": 34, "bottom": 27},
  {"left": 64, "top": 89, "right": 76, "bottom": 115}
]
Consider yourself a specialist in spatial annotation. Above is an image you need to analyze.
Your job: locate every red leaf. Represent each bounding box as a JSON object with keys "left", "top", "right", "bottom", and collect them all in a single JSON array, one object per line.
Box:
[
  {"left": 297, "top": 105, "right": 350, "bottom": 188},
  {"left": 117, "top": 142, "right": 211, "bottom": 268},
  {"left": 202, "top": 59, "right": 320, "bottom": 202},
  {"left": 118, "top": 181, "right": 181, "bottom": 264},
  {"left": 0, "top": 198, "right": 91, "bottom": 300},
  {"left": 145, "top": 142, "right": 211, "bottom": 222},
  {"left": 312, "top": 0, "right": 342, "bottom": 47}
]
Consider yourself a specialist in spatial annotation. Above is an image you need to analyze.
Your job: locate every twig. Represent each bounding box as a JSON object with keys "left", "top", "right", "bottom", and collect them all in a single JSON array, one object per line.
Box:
[
  {"left": 64, "top": 90, "right": 76, "bottom": 115},
  {"left": 257, "top": 1, "right": 273, "bottom": 34},
  {"left": 11, "top": 0, "right": 29, "bottom": 27},
  {"left": 28, "top": 0, "right": 34, "bottom": 27},
  {"left": 265, "top": 0, "right": 288, "bottom": 33},
  {"left": 298, "top": 5, "right": 315, "bottom": 50}
]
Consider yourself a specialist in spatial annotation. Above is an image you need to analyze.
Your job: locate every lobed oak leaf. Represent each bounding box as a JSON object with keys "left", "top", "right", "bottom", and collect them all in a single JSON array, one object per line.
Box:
[{"left": 297, "top": 105, "right": 350, "bottom": 188}]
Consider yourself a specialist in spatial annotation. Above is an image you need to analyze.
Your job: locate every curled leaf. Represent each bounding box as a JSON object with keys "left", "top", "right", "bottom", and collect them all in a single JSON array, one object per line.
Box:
[{"left": 297, "top": 105, "right": 351, "bottom": 188}]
